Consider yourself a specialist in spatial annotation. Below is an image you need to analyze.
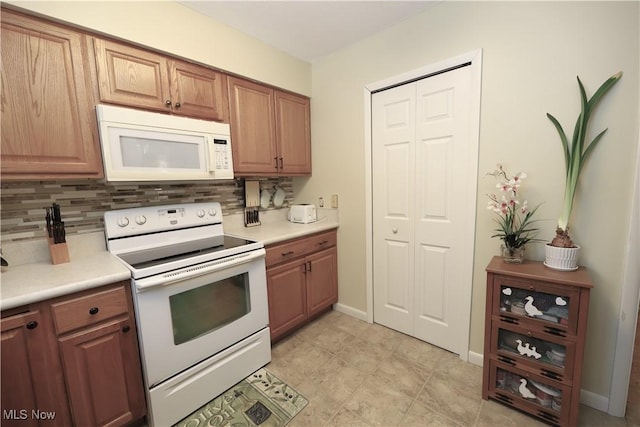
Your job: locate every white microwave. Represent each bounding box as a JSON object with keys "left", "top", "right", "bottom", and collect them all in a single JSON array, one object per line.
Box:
[{"left": 96, "top": 104, "right": 233, "bottom": 182}]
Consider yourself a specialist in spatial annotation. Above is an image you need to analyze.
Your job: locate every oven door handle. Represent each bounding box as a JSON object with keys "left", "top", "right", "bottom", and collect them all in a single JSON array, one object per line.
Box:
[{"left": 134, "top": 249, "right": 265, "bottom": 291}]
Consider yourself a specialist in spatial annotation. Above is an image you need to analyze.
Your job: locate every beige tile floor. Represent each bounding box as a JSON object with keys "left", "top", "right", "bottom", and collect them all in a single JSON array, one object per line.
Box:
[{"left": 267, "top": 310, "right": 637, "bottom": 427}]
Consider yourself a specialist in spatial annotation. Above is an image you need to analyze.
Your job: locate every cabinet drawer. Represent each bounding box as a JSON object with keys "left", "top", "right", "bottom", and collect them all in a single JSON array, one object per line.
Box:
[
  {"left": 492, "top": 323, "right": 575, "bottom": 383},
  {"left": 492, "top": 275, "right": 581, "bottom": 335},
  {"left": 265, "top": 230, "right": 336, "bottom": 267},
  {"left": 488, "top": 360, "right": 570, "bottom": 426},
  {"left": 51, "top": 285, "right": 129, "bottom": 335}
]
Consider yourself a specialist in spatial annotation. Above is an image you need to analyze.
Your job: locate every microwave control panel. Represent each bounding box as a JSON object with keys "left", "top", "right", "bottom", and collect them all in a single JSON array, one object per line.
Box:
[{"left": 210, "top": 136, "right": 233, "bottom": 179}]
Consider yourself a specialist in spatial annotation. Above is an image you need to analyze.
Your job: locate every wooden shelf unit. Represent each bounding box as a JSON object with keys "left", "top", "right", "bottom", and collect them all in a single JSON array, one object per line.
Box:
[{"left": 483, "top": 256, "right": 593, "bottom": 427}]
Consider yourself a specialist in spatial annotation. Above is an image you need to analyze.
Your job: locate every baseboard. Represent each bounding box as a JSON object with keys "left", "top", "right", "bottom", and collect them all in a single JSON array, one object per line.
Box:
[
  {"left": 333, "top": 303, "right": 368, "bottom": 322},
  {"left": 468, "top": 350, "right": 483, "bottom": 367},
  {"left": 580, "top": 388, "right": 609, "bottom": 413}
]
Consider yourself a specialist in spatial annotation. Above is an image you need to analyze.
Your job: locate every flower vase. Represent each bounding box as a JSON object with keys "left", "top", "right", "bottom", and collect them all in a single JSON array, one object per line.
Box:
[{"left": 501, "top": 245, "right": 525, "bottom": 264}]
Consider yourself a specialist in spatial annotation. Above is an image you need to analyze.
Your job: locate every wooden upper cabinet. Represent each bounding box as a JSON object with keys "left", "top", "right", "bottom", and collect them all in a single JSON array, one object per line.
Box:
[
  {"left": 94, "top": 38, "right": 171, "bottom": 112},
  {"left": 0, "top": 9, "right": 103, "bottom": 179},
  {"left": 228, "top": 77, "right": 278, "bottom": 174},
  {"left": 229, "top": 76, "right": 311, "bottom": 176},
  {"left": 169, "top": 59, "right": 229, "bottom": 121},
  {"left": 275, "top": 91, "right": 311, "bottom": 175},
  {"left": 94, "top": 38, "right": 229, "bottom": 122}
]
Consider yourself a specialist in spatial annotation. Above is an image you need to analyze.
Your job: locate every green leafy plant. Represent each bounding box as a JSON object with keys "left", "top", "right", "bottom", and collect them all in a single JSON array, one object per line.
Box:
[
  {"left": 547, "top": 71, "right": 623, "bottom": 247},
  {"left": 487, "top": 164, "right": 543, "bottom": 250}
]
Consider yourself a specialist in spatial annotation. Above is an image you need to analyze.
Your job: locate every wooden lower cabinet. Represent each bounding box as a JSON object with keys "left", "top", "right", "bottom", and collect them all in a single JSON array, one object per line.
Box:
[
  {"left": 0, "top": 282, "right": 146, "bottom": 427},
  {"left": 266, "top": 230, "right": 338, "bottom": 342},
  {"left": 1, "top": 310, "right": 72, "bottom": 427},
  {"left": 483, "top": 257, "right": 592, "bottom": 427},
  {"left": 306, "top": 247, "right": 338, "bottom": 318},
  {"left": 267, "top": 259, "right": 308, "bottom": 340},
  {"left": 58, "top": 317, "right": 146, "bottom": 426}
]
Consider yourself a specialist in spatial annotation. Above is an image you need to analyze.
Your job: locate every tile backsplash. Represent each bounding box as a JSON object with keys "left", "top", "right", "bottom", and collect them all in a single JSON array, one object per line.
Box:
[{"left": 1, "top": 178, "right": 293, "bottom": 243}]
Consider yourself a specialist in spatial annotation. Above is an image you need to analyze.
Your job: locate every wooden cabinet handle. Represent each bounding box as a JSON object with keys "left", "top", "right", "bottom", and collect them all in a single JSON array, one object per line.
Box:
[
  {"left": 318, "top": 240, "right": 329, "bottom": 246},
  {"left": 274, "top": 157, "right": 279, "bottom": 170},
  {"left": 122, "top": 325, "right": 131, "bottom": 333},
  {"left": 26, "top": 321, "right": 38, "bottom": 330},
  {"left": 307, "top": 261, "right": 312, "bottom": 272},
  {"left": 175, "top": 102, "right": 181, "bottom": 108},
  {"left": 279, "top": 157, "right": 284, "bottom": 169},
  {"left": 281, "top": 251, "right": 294, "bottom": 257},
  {"left": 89, "top": 307, "right": 99, "bottom": 315},
  {"left": 165, "top": 100, "right": 172, "bottom": 107}
]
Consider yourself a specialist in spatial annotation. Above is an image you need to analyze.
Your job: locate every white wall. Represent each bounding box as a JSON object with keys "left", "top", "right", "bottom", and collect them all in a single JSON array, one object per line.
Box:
[
  {"left": 4, "top": 0, "right": 312, "bottom": 95},
  {"left": 296, "top": 1, "right": 640, "bottom": 402}
]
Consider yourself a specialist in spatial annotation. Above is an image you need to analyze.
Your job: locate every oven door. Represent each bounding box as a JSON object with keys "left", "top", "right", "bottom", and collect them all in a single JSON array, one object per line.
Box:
[{"left": 132, "top": 249, "right": 268, "bottom": 387}]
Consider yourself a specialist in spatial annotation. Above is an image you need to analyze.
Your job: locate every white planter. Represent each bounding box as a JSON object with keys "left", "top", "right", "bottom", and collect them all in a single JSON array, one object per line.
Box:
[{"left": 544, "top": 244, "right": 580, "bottom": 271}]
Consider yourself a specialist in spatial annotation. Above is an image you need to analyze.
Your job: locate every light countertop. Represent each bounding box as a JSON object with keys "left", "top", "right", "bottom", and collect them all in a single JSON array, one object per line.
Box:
[
  {"left": 224, "top": 207, "right": 339, "bottom": 245},
  {"left": 0, "top": 232, "right": 130, "bottom": 311},
  {"left": 0, "top": 208, "right": 338, "bottom": 311}
]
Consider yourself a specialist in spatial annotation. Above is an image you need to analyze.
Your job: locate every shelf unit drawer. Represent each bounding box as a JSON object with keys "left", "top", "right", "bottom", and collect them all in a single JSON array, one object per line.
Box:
[
  {"left": 51, "top": 284, "right": 129, "bottom": 334},
  {"left": 491, "top": 275, "right": 581, "bottom": 335},
  {"left": 488, "top": 360, "right": 571, "bottom": 426},
  {"left": 491, "top": 322, "right": 576, "bottom": 383}
]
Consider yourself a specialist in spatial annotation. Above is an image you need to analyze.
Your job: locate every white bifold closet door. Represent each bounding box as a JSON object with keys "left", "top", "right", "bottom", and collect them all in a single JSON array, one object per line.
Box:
[{"left": 372, "top": 65, "right": 477, "bottom": 355}]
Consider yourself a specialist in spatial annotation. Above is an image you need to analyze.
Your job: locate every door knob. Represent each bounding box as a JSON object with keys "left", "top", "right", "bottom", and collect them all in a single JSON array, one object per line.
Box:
[{"left": 392, "top": 228, "right": 398, "bottom": 234}]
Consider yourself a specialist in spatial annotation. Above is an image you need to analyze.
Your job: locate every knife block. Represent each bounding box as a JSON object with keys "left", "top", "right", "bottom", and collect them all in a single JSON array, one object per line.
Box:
[{"left": 48, "top": 238, "right": 70, "bottom": 265}]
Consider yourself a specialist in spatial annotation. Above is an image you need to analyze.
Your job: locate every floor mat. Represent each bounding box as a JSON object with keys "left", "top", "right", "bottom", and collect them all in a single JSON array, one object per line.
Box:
[{"left": 174, "top": 368, "right": 308, "bottom": 427}]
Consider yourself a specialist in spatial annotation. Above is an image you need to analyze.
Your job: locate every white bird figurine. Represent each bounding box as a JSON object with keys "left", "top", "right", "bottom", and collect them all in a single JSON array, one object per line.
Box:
[
  {"left": 524, "top": 296, "right": 544, "bottom": 317},
  {"left": 516, "top": 339, "right": 526, "bottom": 355},
  {"left": 530, "top": 346, "right": 542, "bottom": 359},
  {"left": 519, "top": 379, "right": 536, "bottom": 399}
]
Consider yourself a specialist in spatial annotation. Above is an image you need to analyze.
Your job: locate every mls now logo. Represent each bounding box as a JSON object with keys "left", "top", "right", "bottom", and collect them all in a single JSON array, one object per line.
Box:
[{"left": 3, "top": 409, "right": 56, "bottom": 420}]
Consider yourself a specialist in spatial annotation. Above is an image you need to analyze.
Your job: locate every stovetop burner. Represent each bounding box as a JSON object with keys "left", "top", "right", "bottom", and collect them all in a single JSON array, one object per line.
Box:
[{"left": 119, "top": 235, "right": 256, "bottom": 270}]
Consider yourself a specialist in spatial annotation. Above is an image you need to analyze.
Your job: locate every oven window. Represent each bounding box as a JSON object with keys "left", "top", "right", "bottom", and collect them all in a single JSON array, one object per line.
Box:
[{"left": 169, "top": 273, "right": 251, "bottom": 345}]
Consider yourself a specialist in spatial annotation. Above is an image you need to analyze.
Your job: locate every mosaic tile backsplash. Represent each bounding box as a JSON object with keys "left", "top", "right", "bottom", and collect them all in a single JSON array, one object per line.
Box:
[{"left": 1, "top": 178, "right": 293, "bottom": 243}]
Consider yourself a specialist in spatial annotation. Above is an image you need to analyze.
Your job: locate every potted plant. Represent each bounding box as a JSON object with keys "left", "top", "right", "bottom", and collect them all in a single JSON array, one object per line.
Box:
[
  {"left": 544, "top": 71, "right": 623, "bottom": 270},
  {"left": 487, "top": 164, "right": 542, "bottom": 263}
]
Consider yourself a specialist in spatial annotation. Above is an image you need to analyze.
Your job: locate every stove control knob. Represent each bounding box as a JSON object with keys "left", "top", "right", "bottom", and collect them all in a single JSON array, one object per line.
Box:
[
  {"left": 135, "top": 215, "right": 147, "bottom": 225},
  {"left": 196, "top": 209, "right": 206, "bottom": 218},
  {"left": 208, "top": 208, "right": 217, "bottom": 216},
  {"left": 117, "top": 216, "right": 130, "bottom": 228}
]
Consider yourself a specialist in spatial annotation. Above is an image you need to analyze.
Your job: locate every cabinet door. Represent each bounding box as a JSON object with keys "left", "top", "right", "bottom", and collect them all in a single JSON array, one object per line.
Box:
[
  {"left": 0, "top": 10, "right": 103, "bottom": 179},
  {"left": 275, "top": 91, "right": 311, "bottom": 175},
  {"left": 228, "top": 77, "right": 278, "bottom": 175},
  {"left": 1, "top": 310, "right": 71, "bottom": 427},
  {"left": 492, "top": 324, "right": 576, "bottom": 382},
  {"left": 489, "top": 361, "right": 570, "bottom": 426},
  {"left": 58, "top": 317, "right": 146, "bottom": 427},
  {"left": 493, "top": 276, "right": 581, "bottom": 335},
  {"left": 306, "top": 247, "right": 338, "bottom": 318},
  {"left": 94, "top": 38, "right": 171, "bottom": 112},
  {"left": 267, "top": 259, "right": 307, "bottom": 341},
  {"left": 169, "top": 60, "right": 229, "bottom": 121}
]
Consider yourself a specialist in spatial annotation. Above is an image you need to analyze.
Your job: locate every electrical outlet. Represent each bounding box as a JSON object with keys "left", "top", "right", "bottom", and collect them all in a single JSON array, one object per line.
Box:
[
  {"left": 331, "top": 194, "right": 338, "bottom": 208},
  {"left": 318, "top": 197, "right": 325, "bottom": 207}
]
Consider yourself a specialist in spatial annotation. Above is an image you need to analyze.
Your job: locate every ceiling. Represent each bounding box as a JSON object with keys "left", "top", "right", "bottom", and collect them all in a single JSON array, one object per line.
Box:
[{"left": 178, "top": 1, "right": 438, "bottom": 62}]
